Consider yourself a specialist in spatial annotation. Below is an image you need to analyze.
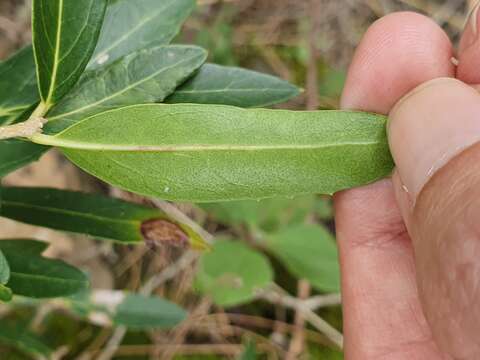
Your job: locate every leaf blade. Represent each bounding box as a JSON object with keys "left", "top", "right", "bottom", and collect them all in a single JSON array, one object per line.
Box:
[
  {"left": 266, "top": 224, "right": 340, "bottom": 292},
  {"left": 0, "top": 46, "right": 39, "bottom": 124},
  {"left": 0, "top": 248, "right": 10, "bottom": 285},
  {"left": 32, "top": 0, "right": 107, "bottom": 106},
  {"left": 195, "top": 240, "right": 273, "bottom": 307},
  {"left": 0, "top": 239, "right": 89, "bottom": 298},
  {"left": 33, "top": 104, "right": 393, "bottom": 202},
  {"left": 167, "top": 63, "right": 301, "bottom": 107},
  {"left": 89, "top": 0, "right": 195, "bottom": 69},
  {"left": 0, "top": 187, "right": 208, "bottom": 249},
  {"left": 46, "top": 45, "right": 207, "bottom": 133}
]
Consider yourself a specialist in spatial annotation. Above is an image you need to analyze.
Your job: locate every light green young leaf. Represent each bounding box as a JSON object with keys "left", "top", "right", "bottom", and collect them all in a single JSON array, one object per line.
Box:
[
  {"left": 89, "top": 0, "right": 195, "bottom": 69},
  {"left": 167, "top": 63, "right": 301, "bottom": 107},
  {"left": 266, "top": 224, "right": 340, "bottom": 292},
  {"left": 0, "top": 248, "right": 9, "bottom": 285},
  {"left": 46, "top": 45, "right": 207, "bottom": 133},
  {"left": 0, "top": 284, "right": 12, "bottom": 302},
  {"left": 195, "top": 240, "right": 273, "bottom": 307},
  {"left": 0, "top": 187, "right": 208, "bottom": 250},
  {"left": 0, "top": 140, "right": 48, "bottom": 177},
  {"left": 0, "top": 239, "right": 89, "bottom": 298},
  {"left": 0, "top": 249, "right": 12, "bottom": 302},
  {"left": 0, "top": 46, "right": 38, "bottom": 125},
  {"left": 113, "top": 293, "right": 187, "bottom": 329},
  {"left": 68, "top": 290, "right": 187, "bottom": 329},
  {"left": 238, "top": 341, "right": 258, "bottom": 360},
  {"left": 32, "top": 104, "right": 393, "bottom": 202},
  {"left": 32, "top": 0, "right": 107, "bottom": 107},
  {"left": 0, "top": 326, "right": 52, "bottom": 359}
]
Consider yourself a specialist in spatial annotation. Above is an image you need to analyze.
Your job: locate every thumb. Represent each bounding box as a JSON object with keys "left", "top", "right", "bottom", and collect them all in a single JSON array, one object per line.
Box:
[{"left": 389, "top": 77, "right": 480, "bottom": 359}]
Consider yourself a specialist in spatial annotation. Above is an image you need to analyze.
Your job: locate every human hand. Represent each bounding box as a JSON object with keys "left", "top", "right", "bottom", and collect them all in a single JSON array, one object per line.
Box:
[{"left": 335, "top": 8, "right": 480, "bottom": 360}]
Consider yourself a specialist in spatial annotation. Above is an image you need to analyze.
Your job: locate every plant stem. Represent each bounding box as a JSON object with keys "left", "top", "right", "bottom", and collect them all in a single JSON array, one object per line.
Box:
[
  {"left": 0, "top": 116, "right": 47, "bottom": 140},
  {"left": 0, "top": 102, "right": 50, "bottom": 141}
]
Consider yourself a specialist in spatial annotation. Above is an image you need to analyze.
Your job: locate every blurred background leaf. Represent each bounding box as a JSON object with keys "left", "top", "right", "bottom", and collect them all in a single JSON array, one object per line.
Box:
[{"left": 195, "top": 240, "right": 273, "bottom": 307}]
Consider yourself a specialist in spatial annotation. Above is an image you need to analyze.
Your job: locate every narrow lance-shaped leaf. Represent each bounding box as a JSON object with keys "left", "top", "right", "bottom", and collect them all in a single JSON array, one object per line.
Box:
[
  {"left": 31, "top": 104, "right": 394, "bottom": 202},
  {"left": 89, "top": 0, "right": 195, "bottom": 69},
  {"left": 0, "top": 248, "right": 12, "bottom": 302},
  {"left": 20, "top": 289, "right": 187, "bottom": 330},
  {"left": 45, "top": 45, "right": 207, "bottom": 133},
  {"left": 0, "top": 187, "right": 208, "bottom": 250},
  {"left": 0, "top": 239, "right": 89, "bottom": 298},
  {"left": 0, "top": 249, "right": 9, "bottom": 285},
  {"left": 32, "top": 0, "right": 107, "bottom": 107},
  {"left": 0, "top": 46, "right": 39, "bottom": 125},
  {"left": 167, "top": 63, "right": 301, "bottom": 108},
  {"left": 88, "top": 291, "right": 187, "bottom": 329}
]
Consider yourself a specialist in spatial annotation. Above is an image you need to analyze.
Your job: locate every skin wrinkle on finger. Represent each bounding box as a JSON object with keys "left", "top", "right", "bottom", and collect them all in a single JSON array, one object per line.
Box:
[{"left": 336, "top": 11, "right": 455, "bottom": 359}]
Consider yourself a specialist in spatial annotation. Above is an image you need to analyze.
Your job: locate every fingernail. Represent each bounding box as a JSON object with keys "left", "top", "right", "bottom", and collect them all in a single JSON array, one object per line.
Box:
[
  {"left": 460, "top": 1, "right": 480, "bottom": 52},
  {"left": 388, "top": 78, "right": 480, "bottom": 201}
]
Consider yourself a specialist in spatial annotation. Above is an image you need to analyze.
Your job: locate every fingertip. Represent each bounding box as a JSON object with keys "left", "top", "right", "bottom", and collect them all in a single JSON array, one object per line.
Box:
[{"left": 341, "top": 11, "right": 455, "bottom": 113}]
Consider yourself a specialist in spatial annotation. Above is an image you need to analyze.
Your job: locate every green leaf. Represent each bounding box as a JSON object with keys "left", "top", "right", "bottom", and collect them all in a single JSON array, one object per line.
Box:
[
  {"left": 238, "top": 341, "right": 258, "bottom": 360},
  {"left": 0, "top": 140, "right": 48, "bottom": 177},
  {"left": 0, "top": 248, "right": 12, "bottom": 302},
  {"left": 0, "top": 284, "right": 12, "bottom": 302},
  {"left": 0, "top": 187, "right": 208, "bottom": 250},
  {"left": 32, "top": 0, "right": 107, "bottom": 106},
  {"left": 0, "top": 248, "right": 10, "bottom": 284},
  {"left": 195, "top": 240, "right": 273, "bottom": 307},
  {"left": 0, "top": 46, "right": 38, "bottom": 125},
  {"left": 0, "top": 326, "right": 52, "bottom": 359},
  {"left": 32, "top": 104, "right": 393, "bottom": 202},
  {"left": 45, "top": 45, "right": 207, "bottom": 133},
  {"left": 113, "top": 293, "right": 187, "bottom": 329},
  {"left": 45, "top": 289, "right": 187, "bottom": 329},
  {"left": 167, "top": 63, "right": 301, "bottom": 107},
  {"left": 89, "top": 0, "right": 195, "bottom": 69},
  {"left": 0, "top": 239, "right": 89, "bottom": 298},
  {"left": 0, "top": 238, "right": 49, "bottom": 255},
  {"left": 266, "top": 224, "right": 340, "bottom": 292},
  {"left": 200, "top": 195, "right": 317, "bottom": 232}
]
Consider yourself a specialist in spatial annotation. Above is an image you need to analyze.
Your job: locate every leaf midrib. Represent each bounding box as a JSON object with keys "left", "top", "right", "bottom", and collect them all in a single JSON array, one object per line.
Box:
[
  {"left": 31, "top": 134, "right": 385, "bottom": 152},
  {"left": 10, "top": 271, "right": 86, "bottom": 286},
  {"left": 44, "top": 0, "right": 64, "bottom": 106},
  {"left": 2, "top": 199, "right": 142, "bottom": 228}
]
